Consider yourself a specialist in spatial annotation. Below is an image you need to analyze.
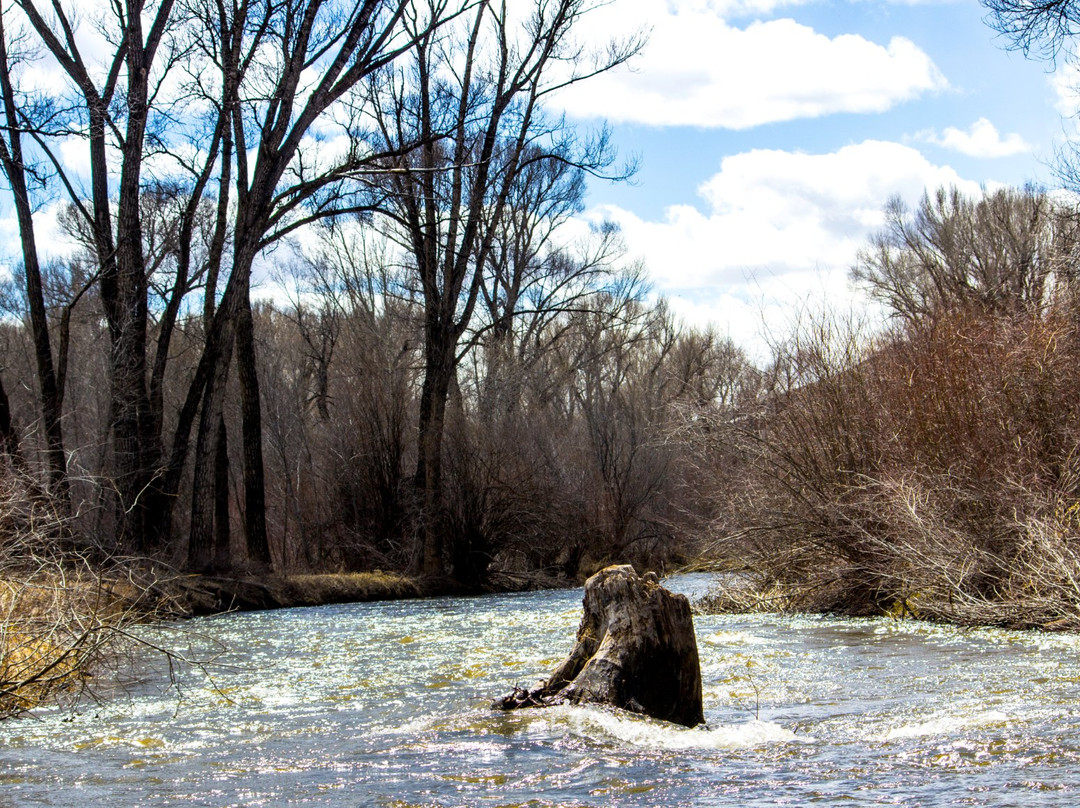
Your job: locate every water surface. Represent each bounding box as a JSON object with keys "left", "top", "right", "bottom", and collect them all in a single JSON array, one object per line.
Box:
[{"left": 3, "top": 575, "right": 1080, "bottom": 806}]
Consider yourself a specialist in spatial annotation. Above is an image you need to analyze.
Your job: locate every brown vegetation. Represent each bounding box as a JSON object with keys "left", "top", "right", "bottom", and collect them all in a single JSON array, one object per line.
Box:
[
  {"left": 4, "top": 0, "right": 1080, "bottom": 720},
  {"left": 0, "top": 473, "right": 188, "bottom": 717},
  {"left": 700, "top": 186, "right": 1080, "bottom": 628},
  {"left": 172, "top": 571, "right": 421, "bottom": 615},
  {"left": 0, "top": 0, "right": 688, "bottom": 593}
]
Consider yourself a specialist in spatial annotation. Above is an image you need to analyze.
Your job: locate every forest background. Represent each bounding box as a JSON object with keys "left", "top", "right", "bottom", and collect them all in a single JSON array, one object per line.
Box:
[{"left": 4, "top": 0, "right": 1080, "bottom": 712}]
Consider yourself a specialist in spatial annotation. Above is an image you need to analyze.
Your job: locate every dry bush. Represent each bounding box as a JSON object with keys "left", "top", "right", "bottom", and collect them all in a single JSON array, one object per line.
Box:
[
  {"left": 706, "top": 304, "right": 1080, "bottom": 624},
  {"left": 0, "top": 476, "right": 120, "bottom": 715},
  {"left": 0, "top": 471, "right": 212, "bottom": 717}
]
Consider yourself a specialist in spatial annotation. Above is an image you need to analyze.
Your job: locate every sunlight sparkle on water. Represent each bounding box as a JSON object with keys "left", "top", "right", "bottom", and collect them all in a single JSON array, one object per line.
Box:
[{"left": 3, "top": 577, "right": 1080, "bottom": 806}]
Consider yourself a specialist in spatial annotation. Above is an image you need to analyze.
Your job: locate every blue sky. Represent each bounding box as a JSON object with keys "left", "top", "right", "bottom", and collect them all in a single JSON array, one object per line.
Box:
[
  {"left": 554, "top": 0, "right": 1073, "bottom": 356},
  {"left": 1, "top": 0, "right": 1069, "bottom": 359}
]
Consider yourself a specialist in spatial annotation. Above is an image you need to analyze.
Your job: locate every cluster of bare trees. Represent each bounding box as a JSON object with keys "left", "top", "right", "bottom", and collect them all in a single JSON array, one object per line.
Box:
[
  {"left": 699, "top": 184, "right": 1080, "bottom": 625},
  {"left": 9, "top": 0, "right": 1077, "bottom": 621},
  {"left": 0, "top": 0, "right": 757, "bottom": 586},
  {"left": 250, "top": 270, "right": 754, "bottom": 584},
  {"left": 694, "top": 0, "right": 1080, "bottom": 624},
  {"left": 852, "top": 186, "right": 1079, "bottom": 324}
]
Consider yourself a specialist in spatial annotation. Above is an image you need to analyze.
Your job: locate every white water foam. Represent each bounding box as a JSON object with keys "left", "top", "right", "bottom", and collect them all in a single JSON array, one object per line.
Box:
[
  {"left": 702, "top": 630, "right": 768, "bottom": 647},
  {"left": 883, "top": 709, "right": 1010, "bottom": 740},
  {"left": 559, "top": 705, "right": 807, "bottom": 750}
]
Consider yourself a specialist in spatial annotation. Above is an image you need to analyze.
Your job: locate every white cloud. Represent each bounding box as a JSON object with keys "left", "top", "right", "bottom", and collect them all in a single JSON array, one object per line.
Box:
[
  {"left": 1052, "top": 62, "right": 1080, "bottom": 117},
  {"left": 701, "top": 0, "right": 811, "bottom": 18},
  {"left": 917, "top": 118, "right": 1030, "bottom": 158},
  {"left": 0, "top": 201, "right": 80, "bottom": 273},
  {"left": 57, "top": 136, "right": 96, "bottom": 183},
  {"left": 588, "top": 141, "right": 979, "bottom": 357},
  {"left": 557, "top": 4, "right": 947, "bottom": 128}
]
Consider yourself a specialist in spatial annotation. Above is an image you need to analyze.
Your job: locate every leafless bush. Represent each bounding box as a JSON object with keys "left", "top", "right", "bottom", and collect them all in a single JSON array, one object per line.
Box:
[
  {"left": 0, "top": 470, "right": 219, "bottom": 718},
  {"left": 702, "top": 302, "right": 1080, "bottom": 625}
]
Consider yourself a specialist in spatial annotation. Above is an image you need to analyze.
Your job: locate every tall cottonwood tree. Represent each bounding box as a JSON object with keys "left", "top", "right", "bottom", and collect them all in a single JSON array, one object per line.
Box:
[
  {"left": 0, "top": 9, "right": 65, "bottom": 491},
  {"left": 373, "top": 0, "right": 642, "bottom": 578},
  {"left": 179, "top": 0, "right": 457, "bottom": 571},
  {"left": 7, "top": 0, "right": 249, "bottom": 555},
  {"left": 10, "top": 0, "right": 190, "bottom": 547},
  {"left": 3, "top": 0, "right": 458, "bottom": 565}
]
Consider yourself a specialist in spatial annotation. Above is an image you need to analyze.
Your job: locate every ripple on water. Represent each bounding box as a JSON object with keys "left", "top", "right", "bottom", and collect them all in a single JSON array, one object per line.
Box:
[
  {"left": 6, "top": 578, "right": 1080, "bottom": 806},
  {"left": 883, "top": 708, "right": 1012, "bottom": 741}
]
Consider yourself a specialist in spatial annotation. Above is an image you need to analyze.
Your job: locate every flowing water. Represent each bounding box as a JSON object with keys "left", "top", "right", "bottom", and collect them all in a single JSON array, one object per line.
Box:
[{"left": 4, "top": 574, "right": 1080, "bottom": 806}]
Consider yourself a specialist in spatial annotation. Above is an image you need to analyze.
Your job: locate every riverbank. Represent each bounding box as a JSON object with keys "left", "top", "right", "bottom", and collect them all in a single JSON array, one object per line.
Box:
[
  {"left": 157, "top": 566, "right": 577, "bottom": 617},
  {"left": 695, "top": 566, "right": 1080, "bottom": 632},
  {"left": 168, "top": 571, "right": 423, "bottom": 616}
]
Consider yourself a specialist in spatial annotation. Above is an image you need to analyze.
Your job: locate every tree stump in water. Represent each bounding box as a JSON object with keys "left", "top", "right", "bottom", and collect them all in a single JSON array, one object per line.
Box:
[{"left": 495, "top": 564, "right": 704, "bottom": 727}]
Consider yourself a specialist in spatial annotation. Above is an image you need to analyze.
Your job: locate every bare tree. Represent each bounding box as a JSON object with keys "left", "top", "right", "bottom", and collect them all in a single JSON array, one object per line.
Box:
[
  {"left": 473, "top": 153, "right": 627, "bottom": 418},
  {"left": 7, "top": 0, "right": 201, "bottom": 549},
  {"left": 852, "top": 186, "right": 1076, "bottom": 324},
  {"left": 982, "top": 0, "right": 1080, "bottom": 212},
  {"left": 176, "top": 0, "right": 456, "bottom": 572},
  {"left": 982, "top": 0, "right": 1080, "bottom": 60},
  {"left": 0, "top": 10, "right": 65, "bottom": 491},
  {"left": 373, "top": 0, "right": 642, "bottom": 578}
]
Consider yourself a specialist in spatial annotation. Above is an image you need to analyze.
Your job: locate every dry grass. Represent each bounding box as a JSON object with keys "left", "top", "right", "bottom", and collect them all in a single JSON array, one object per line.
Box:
[
  {"left": 0, "top": 474, "right": 194, "bottom": 718},
  {"left": 167, "top": 569, "right": 423, "bottom": 615},
  {"left": 0, "top": 558, "right": 188, "bottom": 718},
  {"left": 1, "top": 572, "right": 106, "bottom": 715},
  {"left": 274, "top": 571, "right": 420, "bottom": 606}
]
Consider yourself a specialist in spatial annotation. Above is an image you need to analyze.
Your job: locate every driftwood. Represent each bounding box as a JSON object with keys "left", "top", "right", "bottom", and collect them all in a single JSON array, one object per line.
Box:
[{"left": 495, "top": 564, "right": 703, "bottom": 727}]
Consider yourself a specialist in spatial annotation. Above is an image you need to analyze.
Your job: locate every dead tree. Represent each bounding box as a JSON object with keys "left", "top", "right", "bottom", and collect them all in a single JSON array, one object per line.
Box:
[
  {"left": 180, "top": 0, "right": 451, "bottom": 571},
  {"left": 496, "top": 564, "right": 704, "bottom": 727}
]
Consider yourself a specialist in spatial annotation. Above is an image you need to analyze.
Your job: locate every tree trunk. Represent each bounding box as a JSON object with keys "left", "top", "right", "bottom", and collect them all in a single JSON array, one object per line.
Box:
[
  {"left": 236, "top": 293, "right": 272, "bottom": 570},
  {"left": 0, "top": 22, "right": 66, "bottom": 494},
  {"left": 107, "top": 313, "right": 156, "bottom": 550},
  {"left": 188, "top": 336, "right": 234, "bottom": 572},
  {"left": 0, "top": 372, "right": 25, "bottom": 472},
  {"left": 107, "top": 16, "right": 159, "bottom": 551},
  {"left": 495, "top": 565, "right": 704, "bottom": 727},
  {"left": 212, "top": 413, "right": 231, "bottom": 572},
  {"left": 413, "top": 330, "right": 456, "bottom": 578},
  {"left": 187, "top": 236, "right": 269, "bottom": 573}
]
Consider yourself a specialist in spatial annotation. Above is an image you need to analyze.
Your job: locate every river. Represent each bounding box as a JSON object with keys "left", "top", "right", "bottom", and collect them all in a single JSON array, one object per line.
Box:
[{"left": 3, "top": 574, "right": 1080, "bottom": 806}]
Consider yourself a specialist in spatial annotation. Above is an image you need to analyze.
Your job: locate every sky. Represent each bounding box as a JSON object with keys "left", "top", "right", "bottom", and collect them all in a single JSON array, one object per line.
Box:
[
  {"left": 553, "top": 0, "right": 1076, "bottom": 358},
  {"left": 0, "top": 0, "right": 1072, "bottom": 361}
]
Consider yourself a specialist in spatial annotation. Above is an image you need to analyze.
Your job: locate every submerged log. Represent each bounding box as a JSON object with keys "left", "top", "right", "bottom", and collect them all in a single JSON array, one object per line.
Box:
[{"left": 495, "top": 564, "right": 704, "bottom": 727}]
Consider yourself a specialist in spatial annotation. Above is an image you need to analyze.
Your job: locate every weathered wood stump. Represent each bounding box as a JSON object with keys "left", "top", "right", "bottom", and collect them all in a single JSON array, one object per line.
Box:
[{"left": 495, "top": 564, "right": 704, "bottom": 727}]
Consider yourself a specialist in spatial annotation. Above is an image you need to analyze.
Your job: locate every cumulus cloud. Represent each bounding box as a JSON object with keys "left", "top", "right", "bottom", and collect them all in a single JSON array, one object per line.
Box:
[
  {"left": 1052, "top": 62, "right": 1080, "bottom": 117},
  {"left": 0, "top": 200, "right": 80, "bottom": 274},
  {"left": 556, "top": 3, "right": 947, "bottom": 128},
  {"left": 587, "top": 141, "right": 978, "bottom": 356},
  {"left": 703, "top": 0, "right": 811, "bottom": 17},
  {"left": 917, "top": 118, "right": 1030, "bottom": 158}
]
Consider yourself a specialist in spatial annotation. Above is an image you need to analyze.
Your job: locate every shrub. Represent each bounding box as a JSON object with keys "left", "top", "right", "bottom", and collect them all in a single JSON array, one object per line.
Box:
[{"left": 709, "top": 304, "right": 1080, "bottom": 626}]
